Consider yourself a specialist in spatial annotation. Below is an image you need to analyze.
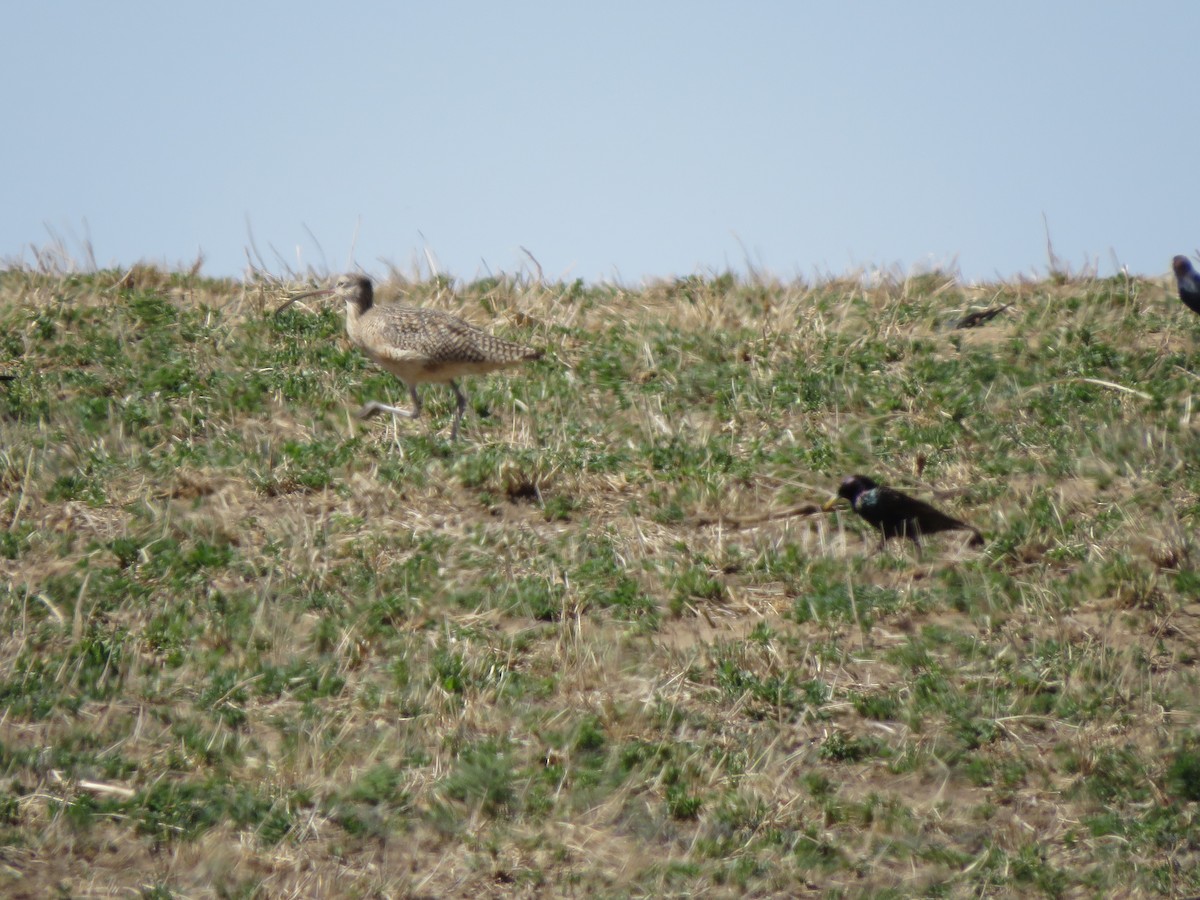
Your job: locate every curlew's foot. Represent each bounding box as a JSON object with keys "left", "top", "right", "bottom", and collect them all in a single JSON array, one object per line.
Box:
[{"left": 356, "top": 401, "right": 419, "bottom": 421}]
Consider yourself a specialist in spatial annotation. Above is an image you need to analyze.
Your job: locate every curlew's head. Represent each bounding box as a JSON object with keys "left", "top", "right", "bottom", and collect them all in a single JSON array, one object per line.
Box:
[
  {"left": 275, "top": 272, "right": 374, "bottom": 316},
  {"left": 330, "top": 273, "right": 373, "bottom": 314}
]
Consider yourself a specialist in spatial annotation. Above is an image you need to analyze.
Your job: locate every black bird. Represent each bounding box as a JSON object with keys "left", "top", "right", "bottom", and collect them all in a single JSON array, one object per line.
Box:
[
  {"left": 824, "top": 475, "right": 984, "bottom": 548},
  {"left": 1173, "top": 255, "right": 1200, "bottom": 316},
  {"left": 956, "top": 303, "right": 1012, "bottom": 329}
]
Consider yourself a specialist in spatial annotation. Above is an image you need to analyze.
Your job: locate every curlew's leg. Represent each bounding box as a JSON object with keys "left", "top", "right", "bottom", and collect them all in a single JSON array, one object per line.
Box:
[
  {"left": 449, "top": 380, "right": 467, "bottom": 442},
  {"left": 357, "top": 384, "right": 422, "bottom": 421}
]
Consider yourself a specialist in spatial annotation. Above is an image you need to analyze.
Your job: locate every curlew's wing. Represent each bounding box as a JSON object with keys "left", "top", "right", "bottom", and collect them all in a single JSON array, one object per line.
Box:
[{"left": 369, "top": 306, "right": 539, "bottom": 368}]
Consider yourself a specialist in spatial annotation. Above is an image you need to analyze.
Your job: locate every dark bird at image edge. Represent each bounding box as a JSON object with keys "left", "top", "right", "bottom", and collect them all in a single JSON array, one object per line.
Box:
[
  {"left": 824, "top": 475, "right": 984, "bottom": 547},
  {"left": 1173, "top": 255, "right": 1200, "bottom": 316}
]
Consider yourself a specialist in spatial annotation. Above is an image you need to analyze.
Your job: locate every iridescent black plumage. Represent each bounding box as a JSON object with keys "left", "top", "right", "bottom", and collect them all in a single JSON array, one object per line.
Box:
[
  {"left": 1173, "top": 255, "right": 1200, "bottom": 316},
  {"left": 828, "top": 475, "right": 983, "bottom": 547}
]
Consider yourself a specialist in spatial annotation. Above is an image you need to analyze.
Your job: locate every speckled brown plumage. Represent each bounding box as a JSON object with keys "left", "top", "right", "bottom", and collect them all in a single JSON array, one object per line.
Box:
[{"left": 278, "top": 273, "right": 541, "bottom": 439}]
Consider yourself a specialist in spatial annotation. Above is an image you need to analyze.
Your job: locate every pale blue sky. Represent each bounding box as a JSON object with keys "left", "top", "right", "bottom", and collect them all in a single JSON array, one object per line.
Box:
[{"left": 3, "top": 2, "right": 1194, "bottom": 283}]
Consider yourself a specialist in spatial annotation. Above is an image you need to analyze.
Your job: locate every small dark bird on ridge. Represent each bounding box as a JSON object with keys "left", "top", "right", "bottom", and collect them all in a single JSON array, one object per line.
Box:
[
  {"left": 956, "top": 303, "right": 1012, "bottom": 329},
  {"left": 824, "top": 475, "right": 984, "bottom": 548},
  {"left": 1173, "top": 255, "right": 1200, "bottom": 316}
]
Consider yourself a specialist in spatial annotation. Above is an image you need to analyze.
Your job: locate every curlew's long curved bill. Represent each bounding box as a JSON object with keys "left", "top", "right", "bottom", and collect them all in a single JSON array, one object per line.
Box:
[{"left": 274, "top": 286, "right": 335, "bottom": 316}]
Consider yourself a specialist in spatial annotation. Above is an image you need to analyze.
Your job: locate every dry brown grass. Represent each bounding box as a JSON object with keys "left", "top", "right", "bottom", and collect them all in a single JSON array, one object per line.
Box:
[{"left": 0, "top": 263, "right": 1196, "bottom": 897}]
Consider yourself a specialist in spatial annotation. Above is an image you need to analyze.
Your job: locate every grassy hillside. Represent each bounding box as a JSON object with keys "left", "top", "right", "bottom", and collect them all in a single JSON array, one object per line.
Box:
[{"left": 0, "top": 262, "right": 1198, "bottom": 898}]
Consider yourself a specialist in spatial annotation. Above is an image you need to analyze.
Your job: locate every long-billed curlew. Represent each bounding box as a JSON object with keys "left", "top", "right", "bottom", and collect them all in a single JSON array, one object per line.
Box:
[
  {"left": 277, "top": 273, "right": 542, "bottom": 440},
  {"left": 824, "top": 474, "right": 984, "bottom": 549}
]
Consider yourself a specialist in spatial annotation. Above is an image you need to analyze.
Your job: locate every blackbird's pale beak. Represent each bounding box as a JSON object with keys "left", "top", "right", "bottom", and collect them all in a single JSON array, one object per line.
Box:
[{"left": 822, "top": 495, "right": 842, "bottom": 512}]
